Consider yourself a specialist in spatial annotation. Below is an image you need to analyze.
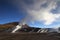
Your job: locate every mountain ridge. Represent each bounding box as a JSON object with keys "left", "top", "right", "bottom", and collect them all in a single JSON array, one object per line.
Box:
[{"left": 0, "top": 22, "right": 60, "bottom": 33}]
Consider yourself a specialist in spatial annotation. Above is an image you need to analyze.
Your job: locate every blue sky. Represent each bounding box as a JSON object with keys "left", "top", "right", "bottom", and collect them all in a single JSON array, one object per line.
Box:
[
  {"left": 0, "top": 0, "right": 25, "bottom": 24},
  {"left": 0, "top": 0, "right": 60, "bottom": 28}
]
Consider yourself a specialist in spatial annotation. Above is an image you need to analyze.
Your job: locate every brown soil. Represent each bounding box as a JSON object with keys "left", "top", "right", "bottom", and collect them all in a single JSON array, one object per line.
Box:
[{"left": 0, "top": 32, "right": 60, "bottom": 40}]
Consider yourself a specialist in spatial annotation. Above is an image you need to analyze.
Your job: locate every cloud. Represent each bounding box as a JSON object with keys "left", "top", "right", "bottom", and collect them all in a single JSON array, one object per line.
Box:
[
  {"left": 12, "top": 0, "right": 60, "bottom": 26},
  {"left": 23, "top": 0, "right": 60, "bottom": 25}
]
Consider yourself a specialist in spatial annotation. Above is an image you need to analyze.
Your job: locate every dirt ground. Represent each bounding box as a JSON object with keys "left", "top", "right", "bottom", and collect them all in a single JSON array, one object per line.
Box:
[{"left": 0, "top": 32, "right": 60, "bottom": 40}]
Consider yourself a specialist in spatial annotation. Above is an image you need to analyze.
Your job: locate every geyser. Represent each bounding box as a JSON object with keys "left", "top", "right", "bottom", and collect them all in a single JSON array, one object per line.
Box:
[
  {"left": 12, "top": 25, "right": 22, "bottom": 33},
  {"left": 12, "top": 18, "right": 27, "bottom": 33},
  {"left": 11, "top": 0, "right": 60, "bottom": 33}
]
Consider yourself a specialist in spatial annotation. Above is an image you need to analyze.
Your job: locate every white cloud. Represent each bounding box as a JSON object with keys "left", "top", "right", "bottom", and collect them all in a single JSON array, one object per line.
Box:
[
  {"left": 12, "top": 0, "right": 60, "bottom": 26},
  {"left": 25, "top": 0, "right": 60, "bottom": 25}
]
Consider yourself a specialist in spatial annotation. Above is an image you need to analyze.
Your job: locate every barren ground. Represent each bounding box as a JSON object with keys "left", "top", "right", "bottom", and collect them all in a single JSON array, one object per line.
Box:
[{"left": 0, "top": 32, "right": 60, "bottom": 40}]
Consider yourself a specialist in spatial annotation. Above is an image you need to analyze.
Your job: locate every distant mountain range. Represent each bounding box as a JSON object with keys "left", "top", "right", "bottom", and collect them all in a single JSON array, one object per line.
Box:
[{"left": 0, "top": 22, "right": 60, "bottom": 33}]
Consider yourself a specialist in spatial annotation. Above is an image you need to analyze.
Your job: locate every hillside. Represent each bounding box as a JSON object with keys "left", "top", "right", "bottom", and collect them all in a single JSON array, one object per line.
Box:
[
  {"left": 0, "top": 22, "right": 18, "bottom": 29},
  {"left": 0, "top": 22, "right": 18, "bottom": 32}
]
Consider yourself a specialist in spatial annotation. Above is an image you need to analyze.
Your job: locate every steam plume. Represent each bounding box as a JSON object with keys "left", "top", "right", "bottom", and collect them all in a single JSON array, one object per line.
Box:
[
  {"left": 11, "top": 0, "right": 60, "bottom": 33},
  {"left": 18, "top": 0, "right": 60, "bottom": 25},
  {"left": 12, "top": 0, "right": 60, "bottom": 26},
  {"left": 11, "top": 18, "right": 27, "bottom": 33}
]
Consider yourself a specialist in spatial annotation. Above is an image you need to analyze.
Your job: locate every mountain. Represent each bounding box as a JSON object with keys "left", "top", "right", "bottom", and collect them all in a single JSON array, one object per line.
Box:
[
  {"left": 0, "top": 22, "right": 60, "bottom": 33},
  {"left": 0, "top": 22, "right": 60, "bottom": 40},
  {"left": 13, "top": 24, "right": 41, "bottom": 33},
  {"left": 0, "top": 22, "right": 18, "bottom": 32},
  {"left": 0, "top": 22, "right": 18, "bottom": 28},
  {"left": 0, "top": 22, "right": 41, "bottom": 33}
]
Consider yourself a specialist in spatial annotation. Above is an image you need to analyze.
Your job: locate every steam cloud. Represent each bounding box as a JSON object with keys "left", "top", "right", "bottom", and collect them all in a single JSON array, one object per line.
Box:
[
  {"left": 12, "top": 0, "right": 60, "bottom": 25},
  {"left": 11, "top": 0, "right": 60, "bottom": 33}
]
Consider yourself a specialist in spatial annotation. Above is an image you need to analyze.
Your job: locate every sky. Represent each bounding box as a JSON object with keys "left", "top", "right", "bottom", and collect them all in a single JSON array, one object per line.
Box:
[
  {"left": 0, "top": 0, "right": 60, "bottom": 28},
  {"left": 0, "top": 0, "right": 25, "bottom": 24}
]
